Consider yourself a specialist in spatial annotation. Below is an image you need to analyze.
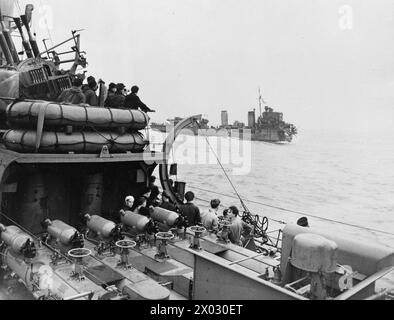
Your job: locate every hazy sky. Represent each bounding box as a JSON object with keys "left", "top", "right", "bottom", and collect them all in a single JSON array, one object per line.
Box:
[{"left": 14, "top": 0, "right": 394, "bottom": 133}]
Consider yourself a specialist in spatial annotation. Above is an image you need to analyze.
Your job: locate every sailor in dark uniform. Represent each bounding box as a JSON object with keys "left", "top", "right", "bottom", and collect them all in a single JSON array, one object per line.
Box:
[
  {"left": 124, "top": 86, "right": 155, "bottom": 113},
  {"left": 147, "top": 176, "right": 160, "bottom": 207},
  {"left": 179, "top": 192, "right": 201, "bottom": 227},
  {"left": 131, "top": 197, "right": 151, "bottom": 217},
  {"left": 105, "top": 83, "right": 127, "bottom": 108},
  {"left": 159, "top": 191, "right": 178, "bottom": 213},
  {"left": 297, "top": 217, "right": 310, "bottom": 227}
]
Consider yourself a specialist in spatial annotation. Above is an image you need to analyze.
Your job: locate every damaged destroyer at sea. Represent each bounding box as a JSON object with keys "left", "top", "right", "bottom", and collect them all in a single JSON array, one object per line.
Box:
[
  {"left": 152, "top": 104, "right": 298, "bottom": 143},
  {"left": 0, "top": 2, "right": 393, "bottom": 301}
]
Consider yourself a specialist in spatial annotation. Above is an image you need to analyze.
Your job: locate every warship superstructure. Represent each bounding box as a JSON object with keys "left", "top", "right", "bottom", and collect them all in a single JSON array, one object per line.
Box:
[
  {"left": 152, "top": 106, "right": 298, "bottom": 143},
  {"left": 0, "top": 2, "right": 393, "bottom": 301},
  {"left": 219, "top": 90, "right": 298, "bottom": 143},
  {"left": 246, "top": 107, "right": 298, "bottom": 143}
]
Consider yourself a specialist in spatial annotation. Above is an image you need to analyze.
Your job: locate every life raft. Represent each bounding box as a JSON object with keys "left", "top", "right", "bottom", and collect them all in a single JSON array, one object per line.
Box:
[
  {"left": 2, "top": 129, "right": 148, "bottom": 154},
  {"left": 6, "top": 101, "right": 149, "bottom": 130}
]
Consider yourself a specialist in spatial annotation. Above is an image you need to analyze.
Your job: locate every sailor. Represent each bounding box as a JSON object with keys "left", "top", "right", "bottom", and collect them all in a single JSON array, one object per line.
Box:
[
  {"left": 131, "top": 197, "right": 150, "bottom": 217},
  {"left": 140, "top": 187, "right": 152, "bottom": 201},
  {"left": 123, "top": 195, "right": 135, "bottom": 211},
  {"left": 147, "top": 176, "right": 160, "bottom": 207},
  {"left": 166, "top": 179, "right": 179, "bottom": 203},
  {"left": 179, "top": 192, "right": 201, "bottom": 227},
  {"left": 297, "top": 217, "right": 310, "bottom": 228},
  {"left": 104, "top": 83, "right": 117, "bottom": 107},
  {"left": 168, "top": 179, "right": 175, "bottom": 190},
  {"left": 57, "top": 78, "right": 86, "bottom": 105},
  {"left": 200, "top": 199, "right": 220, "bottom": 232},
  {"left": 86, "top": 76, "right": 96, "bottom": 85},
  {"left": 124, "top": 86, "right": 155, "bottom": 113},
  {"left": 105, "top": 83, "right": 117, "bottom": 100},
  {"left": 81, "top": 76, "right": 94, "bottom": 93},
  {"left": 159, "top": 191, "right": 178, "bottom": 213},
  {"left": 222, "top": 208, "right": 229, "bottom": 220},
  {"left": 105, "top": 83, "right": 127, "bottom": 108},
  {"left": 227, "top": 206, "right": 253, "bottom": 246},
  {"left": 83, "top": 79, "right": 99, "bottom": 106}
]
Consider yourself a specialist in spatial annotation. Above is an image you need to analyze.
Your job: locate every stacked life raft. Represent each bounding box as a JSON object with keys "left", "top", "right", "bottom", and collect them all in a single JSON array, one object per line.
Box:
[{"left": 2, "top": 101, "right": 150, "bottom": 154}]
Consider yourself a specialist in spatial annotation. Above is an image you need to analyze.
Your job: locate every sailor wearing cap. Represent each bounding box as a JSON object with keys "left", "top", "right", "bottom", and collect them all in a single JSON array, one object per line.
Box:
[
  {"left": 159, "top": 191, "right": 178, "bottom": 212},
  {"left": 297, "top": 217, "right": 310, "bottom": 228},
  {"left": 104, "top": 83, "right": 127, "bottom": 108},
  {"left": 124, "top": 195, "right": 135, "bottom": 211}
]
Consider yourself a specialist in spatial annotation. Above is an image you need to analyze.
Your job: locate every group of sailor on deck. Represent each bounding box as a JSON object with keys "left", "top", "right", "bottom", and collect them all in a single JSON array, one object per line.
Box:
[
  {"left": 59, "top": 75, "right": 253, "bottom": 247},
  {"left": 122, "top": 177, "right": 254, "bottom": 247},
  {"left": 57, "top": 75, "right": 155, "bottom": 113}
]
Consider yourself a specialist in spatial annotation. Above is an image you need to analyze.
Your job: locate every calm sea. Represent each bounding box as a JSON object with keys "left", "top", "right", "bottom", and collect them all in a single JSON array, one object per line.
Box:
[{"left": 151, "top": 128, "right": 394, "bottom": 251}]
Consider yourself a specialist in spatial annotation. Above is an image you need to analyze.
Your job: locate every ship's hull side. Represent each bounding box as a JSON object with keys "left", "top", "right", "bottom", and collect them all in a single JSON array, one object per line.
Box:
[{"left": 250, "top": 129, "right": 290, "bottom": 143}]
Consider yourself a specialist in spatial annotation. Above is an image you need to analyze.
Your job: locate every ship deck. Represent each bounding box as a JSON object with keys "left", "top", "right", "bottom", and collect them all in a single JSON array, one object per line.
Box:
[{"left": 0, "top": 146, "right": 166, "bottom": 165}]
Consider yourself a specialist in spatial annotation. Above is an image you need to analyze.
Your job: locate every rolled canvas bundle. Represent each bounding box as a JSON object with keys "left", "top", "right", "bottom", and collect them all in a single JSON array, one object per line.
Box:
[
  {"left": 6, "top": 101, "right": 149, "bottom": 131},
  {"left": 3, "top": 130, "right": 148, "bottom": 154},
  {"left": 2, "top": 100, "right": 150, "bottom": 154}
]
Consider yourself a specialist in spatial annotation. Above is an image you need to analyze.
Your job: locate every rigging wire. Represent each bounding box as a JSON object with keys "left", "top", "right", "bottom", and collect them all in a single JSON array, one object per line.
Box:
[
  {"left": 200, "top": 130, "right": 252, "bottom": 215},
  {"left": 188, "top": 184, "right": 394, "bottom": 238},
  {"left": 193, "top": 122, "right": 278, "bottom": 240},
  {"left": 194, "top": 194, "right": 286, "bottom": 225},
  {"left": 167, "top": 120, "right": 394, "bottom": 239}
]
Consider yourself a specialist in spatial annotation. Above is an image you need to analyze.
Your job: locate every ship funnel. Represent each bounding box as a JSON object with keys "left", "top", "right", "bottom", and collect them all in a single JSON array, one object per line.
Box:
[
  {"left": 248, "top": 110, "right": 256, "bottom": 128},
  {"left": 221, "top": 111, "right": 229, "bottom": 127}
]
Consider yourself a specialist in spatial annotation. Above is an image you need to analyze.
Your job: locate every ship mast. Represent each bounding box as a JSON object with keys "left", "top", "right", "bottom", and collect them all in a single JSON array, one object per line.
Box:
[
  {"left": 259, "top": 88, "right": 262, "bottom": 117},
  {"left": 258, "top": 87, "right": 262, "bottom": 118}
]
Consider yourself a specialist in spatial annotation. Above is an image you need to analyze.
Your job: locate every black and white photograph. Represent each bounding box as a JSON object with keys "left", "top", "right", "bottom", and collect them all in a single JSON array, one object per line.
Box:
[{"left": 0, "top": 0, "right": 393, "bottom": 305}]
